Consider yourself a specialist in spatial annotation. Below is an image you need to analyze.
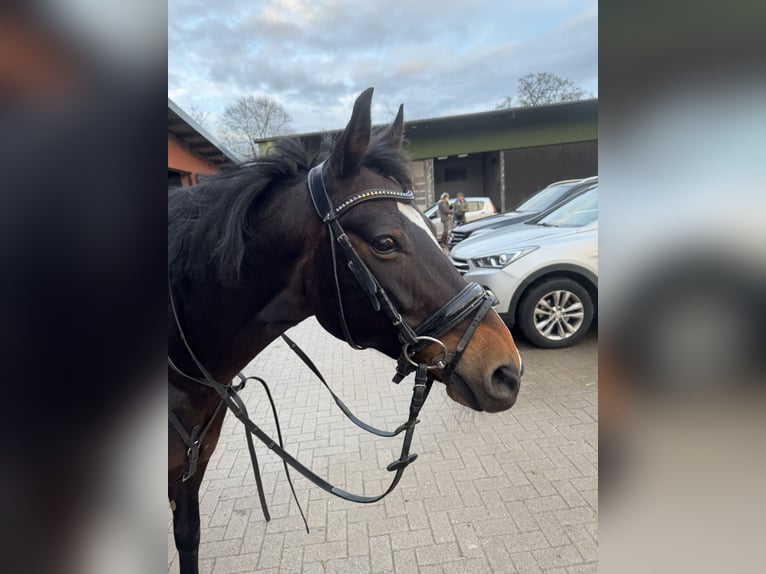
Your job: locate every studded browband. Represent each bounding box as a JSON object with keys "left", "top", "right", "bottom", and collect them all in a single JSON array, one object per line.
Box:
[{"left": 308, "top": 160, "right": 414, "bottom": 223}]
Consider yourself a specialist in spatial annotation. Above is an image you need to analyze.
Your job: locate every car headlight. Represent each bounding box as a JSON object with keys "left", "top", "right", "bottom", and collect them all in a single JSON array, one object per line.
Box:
[{"left": 472, "top": 247, "right": 537, "bottom": 269}]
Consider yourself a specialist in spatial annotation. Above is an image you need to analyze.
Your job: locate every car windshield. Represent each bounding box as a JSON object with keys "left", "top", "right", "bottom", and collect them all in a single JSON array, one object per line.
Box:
[
  {"left": 535, "top": 187, "right": 598, "bottom": 227},
  {"left": 515, "top": 181, "right": 580, "bottom": 212}
]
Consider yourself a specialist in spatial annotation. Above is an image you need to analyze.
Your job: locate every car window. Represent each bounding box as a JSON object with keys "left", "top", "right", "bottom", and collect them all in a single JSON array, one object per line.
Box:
[
  {"left": 466, "top": 201, "right": 484, "bottom": 212},
  {"left": 536, "top": 187, "right": 598, "bottom": 227},
  {"left": 425, "top": 198, "right": 491, "bottom": 217},
  {"left": 425, "top": 198, "right": 457, "bottom": 218},
  {"left": 515, "top": 182, "right": 580, "bottom": 212},
  {"left": 425, "top": 201, "right": 451, "bottom": 218}
]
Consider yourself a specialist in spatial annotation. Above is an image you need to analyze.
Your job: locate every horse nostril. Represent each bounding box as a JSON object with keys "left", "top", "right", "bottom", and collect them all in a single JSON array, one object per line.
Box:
[{"left": 491, "top": 365, "right": 521, "bottom": 398}]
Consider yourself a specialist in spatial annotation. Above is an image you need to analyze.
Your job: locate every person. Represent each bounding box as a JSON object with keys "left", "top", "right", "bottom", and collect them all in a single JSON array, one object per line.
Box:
[
  {"left": 453, "top": 193, "right": 468, "bottom": 226},
  {"left": 437, "top": 192, "right": 452, "bottom": 247}
]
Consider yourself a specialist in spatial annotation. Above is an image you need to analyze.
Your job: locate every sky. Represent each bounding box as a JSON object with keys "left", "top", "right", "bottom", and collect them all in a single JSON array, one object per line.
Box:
[{"left": 168, "top": 0, "right": 597, "bottom": 137}]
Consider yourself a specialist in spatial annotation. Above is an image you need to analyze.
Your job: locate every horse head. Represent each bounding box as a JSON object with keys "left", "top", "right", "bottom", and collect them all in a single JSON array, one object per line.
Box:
[{"left": 307, "top": 88, "right": 522, "bottom": 412}]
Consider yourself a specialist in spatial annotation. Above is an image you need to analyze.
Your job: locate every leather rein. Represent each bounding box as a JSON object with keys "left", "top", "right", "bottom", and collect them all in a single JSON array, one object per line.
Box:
[{"left": 168, "top": 161, "right": 494, "bottom": 529}]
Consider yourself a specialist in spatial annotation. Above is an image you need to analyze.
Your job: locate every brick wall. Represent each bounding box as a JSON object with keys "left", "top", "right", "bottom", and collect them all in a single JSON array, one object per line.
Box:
[
  {"left": 408, "top": 158, "right": 434, "bottom": 210},
  {"left": 168, "top": 132, "right": 218, "bottom": 185}
]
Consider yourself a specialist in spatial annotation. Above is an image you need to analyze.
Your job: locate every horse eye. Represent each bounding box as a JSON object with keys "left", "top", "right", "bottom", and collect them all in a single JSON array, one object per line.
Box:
[{"left": 371, "top": 236, "right": 397, "bottom": 254}]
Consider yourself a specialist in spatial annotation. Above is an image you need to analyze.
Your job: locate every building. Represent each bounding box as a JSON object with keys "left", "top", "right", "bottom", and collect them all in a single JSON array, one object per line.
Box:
[
  {"left": 168, "top": 98, "right": 237, "bottom": 187},
  {"left": 407, "top": 99, "right": 597, "bottom": 211},
  {"left": 257, "top": 98, "right": 597, "bottom": 211}
]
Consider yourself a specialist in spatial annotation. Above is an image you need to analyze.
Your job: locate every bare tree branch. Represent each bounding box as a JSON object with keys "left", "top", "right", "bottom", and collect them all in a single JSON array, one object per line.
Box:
[
  {"left": 185, "top": 105, "right": 209, "bottom": 129},
  {"left": 218, "top": 95, "right": 292, "bottom": 160},
  {"left": 515, "top": 72, "right": 586, "bottom": 107},
  {"left": 496, "top": 96, "right": 514, "bottom": 110}
]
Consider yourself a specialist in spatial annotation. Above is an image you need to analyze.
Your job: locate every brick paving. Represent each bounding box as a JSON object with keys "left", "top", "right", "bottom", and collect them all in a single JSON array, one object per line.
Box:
[{"left": 169, "top": 318, "right": 598, "bottom": 573}]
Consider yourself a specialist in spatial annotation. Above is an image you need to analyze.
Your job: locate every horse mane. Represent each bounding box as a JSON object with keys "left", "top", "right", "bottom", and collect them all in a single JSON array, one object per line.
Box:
[{"left": 168, "top": 129, "right": 413, "bottom": 285}]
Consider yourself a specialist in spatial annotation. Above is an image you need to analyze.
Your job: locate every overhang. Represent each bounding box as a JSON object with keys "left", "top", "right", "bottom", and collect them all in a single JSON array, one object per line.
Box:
[
  {"left": 168, "top": 99, "right": 238, "bottom": 168},
  {"left": 256, "top": 98, "right": 597, "bottom": 161}
]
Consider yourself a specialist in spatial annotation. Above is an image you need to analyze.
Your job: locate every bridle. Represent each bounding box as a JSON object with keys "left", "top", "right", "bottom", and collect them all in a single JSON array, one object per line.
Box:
[
  {"left": 307, "top": 160, "right": 496, "bottom": 385},
  {"left": 168, "top": 160, "right": 495, "bottom": 530}
]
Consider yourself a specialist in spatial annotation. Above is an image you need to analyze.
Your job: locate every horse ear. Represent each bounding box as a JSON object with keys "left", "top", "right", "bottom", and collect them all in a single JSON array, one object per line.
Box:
[
  {"left": 328, "top": 87, "right": 373, "bottom": 178},
  {"left": 383, "top": 104, "right": 405, "bottom": 149}
]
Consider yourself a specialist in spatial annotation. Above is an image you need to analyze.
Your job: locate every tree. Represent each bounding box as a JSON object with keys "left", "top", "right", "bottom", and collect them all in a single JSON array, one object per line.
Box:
[
  {"left": 498, "top": 72, "right": 586, "bottom": 109},
  {"left": 186, "top": 104, "right": 210, "bottom": 130},
  {"left": 496, "top": 96, "right": 514, "bottom": 110},
  {"left": 218, "top": 95, "right": 292, "bottom": 160}
]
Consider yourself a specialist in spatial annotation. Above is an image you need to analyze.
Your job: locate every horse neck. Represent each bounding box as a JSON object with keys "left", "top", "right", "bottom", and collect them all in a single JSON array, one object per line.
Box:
[{"left": 170, "top": 184, "right": 320, "bottom": 381}]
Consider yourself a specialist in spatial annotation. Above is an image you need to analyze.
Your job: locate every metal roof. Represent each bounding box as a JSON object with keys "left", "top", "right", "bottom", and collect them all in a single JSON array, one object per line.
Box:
[
  {"left": 256, "top": 98, "right": 598, "bottom": 143},
  {"left": 168, "top": 98, "right": 238, "bottom": 167},
  {"left": 403, "top": 97, "right": 597, "bottom": 127}
]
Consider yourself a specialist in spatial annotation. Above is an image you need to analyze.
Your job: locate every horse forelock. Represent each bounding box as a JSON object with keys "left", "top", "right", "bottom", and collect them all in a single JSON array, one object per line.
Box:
[{"left": 362, "top": 130, "right": 413, "bottom": 189}]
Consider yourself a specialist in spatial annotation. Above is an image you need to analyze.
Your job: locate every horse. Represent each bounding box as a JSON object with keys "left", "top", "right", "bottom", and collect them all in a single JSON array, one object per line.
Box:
[{"left": 168, "top": 88, "right": 523, "bottom": 574}]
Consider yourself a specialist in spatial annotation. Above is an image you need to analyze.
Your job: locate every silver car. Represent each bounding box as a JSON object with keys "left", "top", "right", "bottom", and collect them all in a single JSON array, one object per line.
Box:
[
  {"left": 448, "top": 177, "right": 597, "bottom": 249},
  {"left": 450, "top": 186, "right": 598, "bottom": 348}
]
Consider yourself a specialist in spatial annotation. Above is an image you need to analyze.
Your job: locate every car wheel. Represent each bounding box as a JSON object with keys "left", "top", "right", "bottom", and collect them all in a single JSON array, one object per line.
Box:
[{"left": 518, "top": 278, "right": 594, "bottom": 348}]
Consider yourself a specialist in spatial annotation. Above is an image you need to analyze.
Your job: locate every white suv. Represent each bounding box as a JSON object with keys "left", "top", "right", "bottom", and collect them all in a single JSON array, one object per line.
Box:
[
  {"left": 450, "top": 186, "right": 598, "bottom": 348},
  {"left": 423, "top": 196, "right": 496, "bottom": 237}
]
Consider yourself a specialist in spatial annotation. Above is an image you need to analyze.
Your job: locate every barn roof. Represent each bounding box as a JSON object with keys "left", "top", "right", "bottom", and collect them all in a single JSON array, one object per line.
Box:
[{"left": 168, "top": 98, "right": 238, "bottom": 167}]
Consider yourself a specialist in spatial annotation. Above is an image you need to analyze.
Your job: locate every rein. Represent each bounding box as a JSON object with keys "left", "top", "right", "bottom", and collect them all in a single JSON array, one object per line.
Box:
[
  {"left": 168, "top": 161, "right": 494, "bottom": 530},
  {"left": 168, "top": 287, "right": 431, "bottom": 532}
]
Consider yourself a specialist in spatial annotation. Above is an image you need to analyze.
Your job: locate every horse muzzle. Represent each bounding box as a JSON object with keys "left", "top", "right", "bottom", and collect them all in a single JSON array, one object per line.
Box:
[{"left": 445, "top": 362, "right": 521, "bottom": 412}]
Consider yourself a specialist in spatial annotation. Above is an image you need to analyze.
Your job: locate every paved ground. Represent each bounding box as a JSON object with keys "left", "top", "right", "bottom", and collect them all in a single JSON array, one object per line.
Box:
[{"left": 169, "top": 319, "right": 598, "bottom": 573}]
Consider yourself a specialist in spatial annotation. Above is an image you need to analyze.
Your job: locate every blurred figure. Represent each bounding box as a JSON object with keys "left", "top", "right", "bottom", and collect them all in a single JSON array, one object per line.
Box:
[
  {"left": 437, "top": 192, "right": 451, "bottom": 247},
  {"left": 600, "top": 2, "right": 765, "bottom": 573},
  {"left": 1, "top": 3, "right": 165, "bottom": 574},
  {"left": 453, "top": 192, "right": 468, "bottom": 226}
]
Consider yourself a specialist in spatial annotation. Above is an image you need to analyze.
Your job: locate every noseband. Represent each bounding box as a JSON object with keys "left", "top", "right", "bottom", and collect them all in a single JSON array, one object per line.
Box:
[{"left": 307, "top": 161, "right": 495, "bottom": 385}]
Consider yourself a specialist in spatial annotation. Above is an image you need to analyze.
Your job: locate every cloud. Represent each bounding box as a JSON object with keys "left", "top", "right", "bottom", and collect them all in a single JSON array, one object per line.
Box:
[{"left": 168, "top": 0, "right": 597, "bottom": 133}]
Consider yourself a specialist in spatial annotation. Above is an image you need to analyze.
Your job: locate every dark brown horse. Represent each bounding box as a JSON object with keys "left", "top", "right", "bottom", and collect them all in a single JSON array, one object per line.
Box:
[{"left": 168, "top": 88, "right": 522, "bottom": 573}]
